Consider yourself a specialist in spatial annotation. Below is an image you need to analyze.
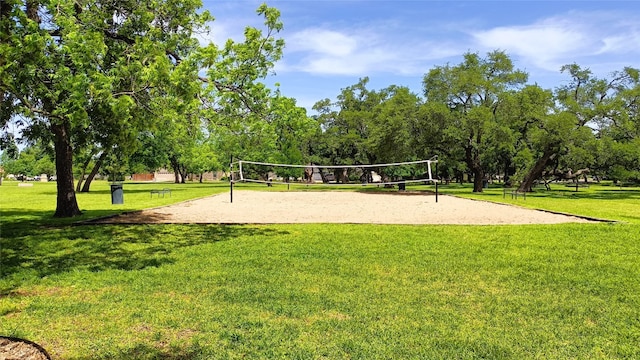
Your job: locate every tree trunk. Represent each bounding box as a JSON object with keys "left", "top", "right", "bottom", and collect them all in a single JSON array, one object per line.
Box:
[
  {"left": 304, "top": 166, "right": 313, "bottom": 183},
  {"left": 518, "top": 149, "right": 557, "bottom": 192},
  {"left": 465, "top": 145, "right": 484, "bottom": 193},
  {"left": 80, "top": 150, "right": 109, "bottom": 192},
  {"left": 26, "top": 0, "right": 40, "bottom": 23},
  {"left": 318, "top": 168, "right": 328, "bottom": 183},
  {"left": 52, "top": 121, "right": 82, "bottom": 217},
  {"left": 75, "top": 154, "right": 93, "bottom": 192},
  {"left": 181, "top": 172, "right": 187, "bottom": 183},
  {"left": 170, "top": 156, "right": 181, "bottom": 183},
  {"left": 503, "top": 158, "right": 515, "bottom": 187},
  {"left": 472, "top": 168, "right": 484, "bottom": 192},
  {"left": 179, "top": 164, "right": 188, "bottom": 184},
  {"left": 337, "top": 168, "right": 349, "bottom": 183}
]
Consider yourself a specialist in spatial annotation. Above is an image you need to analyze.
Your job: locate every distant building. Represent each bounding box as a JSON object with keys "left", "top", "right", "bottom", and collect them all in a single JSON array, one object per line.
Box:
[{"left": 131, "top": 169, "right": 225, "bottom": 182}]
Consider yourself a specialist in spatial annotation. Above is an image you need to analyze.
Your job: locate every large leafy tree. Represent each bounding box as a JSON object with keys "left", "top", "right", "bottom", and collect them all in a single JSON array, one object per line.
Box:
[
  {"left": 423, "top": 51, "right": 528, "bottom": 192},
  {"left": 314, "top": 78, "right": 380, "bottom": 162},
  {"left": 312, "top": 80, "right": 426, "bottom": 182},
  {"left": 207, "top": 92, "right": 315, "bottom": 182},
  {"left": 366, "top": 85, "right": 423, "bottom": 181},
  {"left": 267, "top": 95, "right": 317, "bottom": 180},
  {"left": 312, "top": 78, "right": 388, "bottom": 182},
  {"left": 367, "top": 86, "right": 420, "bottom": 164},
  {"left": 494, "top": 84, "right": 555, "bottom": 187},
  {"left": 412, "top": 101, "right": 467, "bottom": 183},
  {"left": 596, "top": 67, "right": 640, "bottom": 183},
  {"left": 517, "top": 65, "right": 640, "bottom": 191},
  {"left": 1, "top": 0, "right": 284, "bottom": 216}
]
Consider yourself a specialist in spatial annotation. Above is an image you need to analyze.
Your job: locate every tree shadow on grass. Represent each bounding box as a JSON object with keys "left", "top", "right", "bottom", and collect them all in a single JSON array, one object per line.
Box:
[
  {"left": 0, "top": 209, "right": 61, "bottom": 237},
  {"left": 0, "top": 208, "right": 153, "bottom": 238},
  {"left": 534, "top": 188, "right": 640, "bottom": 200},
  {"left": 82, "top": 342, "right": 215, "bottom": 360},
  {"left": 79, "top": 187, "right": 189, "bottom": 196},
  {"left": 0, "top": 223, "right": 288, "bottom": 294}
]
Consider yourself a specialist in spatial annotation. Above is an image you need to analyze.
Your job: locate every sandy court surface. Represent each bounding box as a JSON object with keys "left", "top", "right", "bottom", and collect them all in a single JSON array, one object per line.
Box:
[{"left": 97, "top": 190, "right": 595, "bottom": 225}]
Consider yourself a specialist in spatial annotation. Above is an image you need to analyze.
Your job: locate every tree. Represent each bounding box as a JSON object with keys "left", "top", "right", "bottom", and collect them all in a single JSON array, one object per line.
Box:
[
  {"left": 412, "top": 101, "right": 466, "bottom": 183},
  {"left": 268, "top": 95, "right": 317, "bottom": 181},
  {"left": 366, "top": 86, "right": 422, "bottom": 181},
  {"left": 423, "top": 51, "right": 528, "bottom": 192},
  {"left": 127, "top": 131, "right": 172, "bottom": 175},
  {"left": 493, "top": 85, "right": 555, "bottom": 187},
  {"left": 0, "top": 144, "right": 54, "bottom": 177},
  {"left": 598, "top": 67, "right": 640, "bottom": 183},
  {"left": 75, "top": 95, "right": 144, "bottom": 192},
  {"left": 1, "top": 0, "right": 206, "bottom": 215},
  {"left": 312, "top": 78, "right": 389, "bottom": 182},
  {"left": 1, "top": 1, "right": 284, "bottom": 216},
  {"left": 517, "top": 65, "right": 640, "bottom": 191}
]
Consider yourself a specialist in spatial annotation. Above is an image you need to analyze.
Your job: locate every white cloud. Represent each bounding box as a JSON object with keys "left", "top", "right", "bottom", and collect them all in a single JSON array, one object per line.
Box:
[
  {"left": 471, "top": 11, "right": 640, "bottom": 71},
  {"left": 288, "top": 29, "right": 358, "bottom": 57},
  {"left": 193, "top": 20, "right": 243, "bottom": 48},
  {"left": 472, "top": 18, "right": 591, "bottom": 70},
  {"left": 199, "top": 3, "right": 639, "bottom": 95},
  {"left": 597, "top": 30, "right": 640, "bottom": 55},
  {"left": 280, "top": 26, "right": 463, "bottom": 76}
]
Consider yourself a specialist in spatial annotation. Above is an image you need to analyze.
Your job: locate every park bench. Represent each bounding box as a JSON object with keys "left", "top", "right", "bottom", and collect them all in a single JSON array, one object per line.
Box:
[
  {"left": 503, "top": 187, "right": 526, "bottom": 200},
  {"left": 150, "top": 188, "right": 171, "bottom": 198},
  {"left": 565, "top": 182, "right": 589, "bottom": 188}
]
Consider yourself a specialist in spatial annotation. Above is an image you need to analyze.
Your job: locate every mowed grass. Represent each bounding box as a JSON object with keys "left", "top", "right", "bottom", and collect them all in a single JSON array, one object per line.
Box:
[
  {"left": 0, "top": 181, "right": 230, "bottom": 235},
  {"left": 1, "top": 181, "right": 639, "bottom": 359},
  {"left": 434, "top": 182, "right": 640, "bottom": 224}
]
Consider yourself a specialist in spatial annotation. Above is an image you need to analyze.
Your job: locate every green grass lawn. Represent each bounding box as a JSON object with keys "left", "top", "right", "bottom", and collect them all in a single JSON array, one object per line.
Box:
[
  {"left": 0, "top": 181, "right": 230, "bottom": 235},
  {"left": 433, "top": 182, "right": 640, "bottom": 224},
  {"left": 1, "top": 180, "right": 639, "bottom": 359}
]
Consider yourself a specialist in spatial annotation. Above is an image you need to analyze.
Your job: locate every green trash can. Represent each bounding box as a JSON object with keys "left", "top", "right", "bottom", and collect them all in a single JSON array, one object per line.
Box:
[{"left": 110, "top": 182, "right": 124, "bottom": 204}]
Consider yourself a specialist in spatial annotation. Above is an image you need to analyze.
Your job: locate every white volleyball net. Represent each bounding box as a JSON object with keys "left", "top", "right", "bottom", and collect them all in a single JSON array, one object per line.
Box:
[{"left": 230, "top": 157, "right": 438, "bottom": 188}]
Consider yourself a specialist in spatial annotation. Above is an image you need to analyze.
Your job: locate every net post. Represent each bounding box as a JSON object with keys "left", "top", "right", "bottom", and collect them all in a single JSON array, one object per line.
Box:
[
  {"left": 435, "top": 160, "right": 438, "bottom": 203},
  {"left": 230, "top": 155, "right": 233, "bottom": 203}
]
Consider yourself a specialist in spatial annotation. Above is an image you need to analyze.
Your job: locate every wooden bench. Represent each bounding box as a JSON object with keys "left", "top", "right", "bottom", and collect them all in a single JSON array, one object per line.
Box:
[
  {"left": 503, "top": 188, "right": 526, "bottom": 200},
  {"left": 150, "top": 188, "right": 171, "bottom": 198}
]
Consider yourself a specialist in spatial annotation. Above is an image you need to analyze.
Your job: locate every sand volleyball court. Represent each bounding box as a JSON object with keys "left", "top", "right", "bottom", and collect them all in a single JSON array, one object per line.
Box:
[{"left": 95, "top": 190, "right": 596, "bottom": 225}]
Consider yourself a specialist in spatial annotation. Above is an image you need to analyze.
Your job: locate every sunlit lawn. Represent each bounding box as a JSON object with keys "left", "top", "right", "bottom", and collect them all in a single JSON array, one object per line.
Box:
[
  {"left": 1, "top": 180, "right": 639, "bottom": 359},
  {"left": 433, "top": 182, "right": 640, "bottom": 224},
  {"left": 0, "top": 180, "right": 230, "bottom": 235}
]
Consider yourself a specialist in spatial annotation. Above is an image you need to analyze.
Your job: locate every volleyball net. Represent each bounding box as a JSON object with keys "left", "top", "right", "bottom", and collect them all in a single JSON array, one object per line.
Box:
[{"left": 229, "top": 156, "right": 438, "bottom": 188}]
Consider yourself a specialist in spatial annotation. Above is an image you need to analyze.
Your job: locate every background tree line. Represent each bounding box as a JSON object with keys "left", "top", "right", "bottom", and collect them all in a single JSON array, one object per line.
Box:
[
  {"left": 308, "top": 51, "right": 640, "bottom": 193},
  {"left": 1, "top": 1, "right": 638, "bottom": 218}
]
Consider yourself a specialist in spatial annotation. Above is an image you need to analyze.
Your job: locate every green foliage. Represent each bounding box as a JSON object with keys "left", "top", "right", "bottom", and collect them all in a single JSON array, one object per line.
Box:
[
  {"left": 422, "top": 50, "right": 528, "bottom": 191},
  {"left": 1, "top": 0, "right": 287, "bottom": 214},
  {"left": 0, "top": 145, "right": 55, "bottom": 176},
  {"left": 305, "top": 57, "right": 639, "bottom": 189},
  {"left": 311, "top": 79, "right": 426, "bottom": 182}
]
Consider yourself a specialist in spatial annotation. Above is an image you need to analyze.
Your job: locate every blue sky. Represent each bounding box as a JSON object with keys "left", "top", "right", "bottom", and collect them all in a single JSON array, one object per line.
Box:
[{"left": 202, "top": 1, "right": 639, "bottom": 111}]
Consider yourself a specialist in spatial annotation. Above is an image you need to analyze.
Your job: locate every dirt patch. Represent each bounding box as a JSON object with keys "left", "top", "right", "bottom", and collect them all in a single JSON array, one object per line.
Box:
[
  {"left": 0, "top": 337, "right": 51, "bottom": 360},
  {"left": 94, "top": 191, "right": 596, "bottom": 225}
]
